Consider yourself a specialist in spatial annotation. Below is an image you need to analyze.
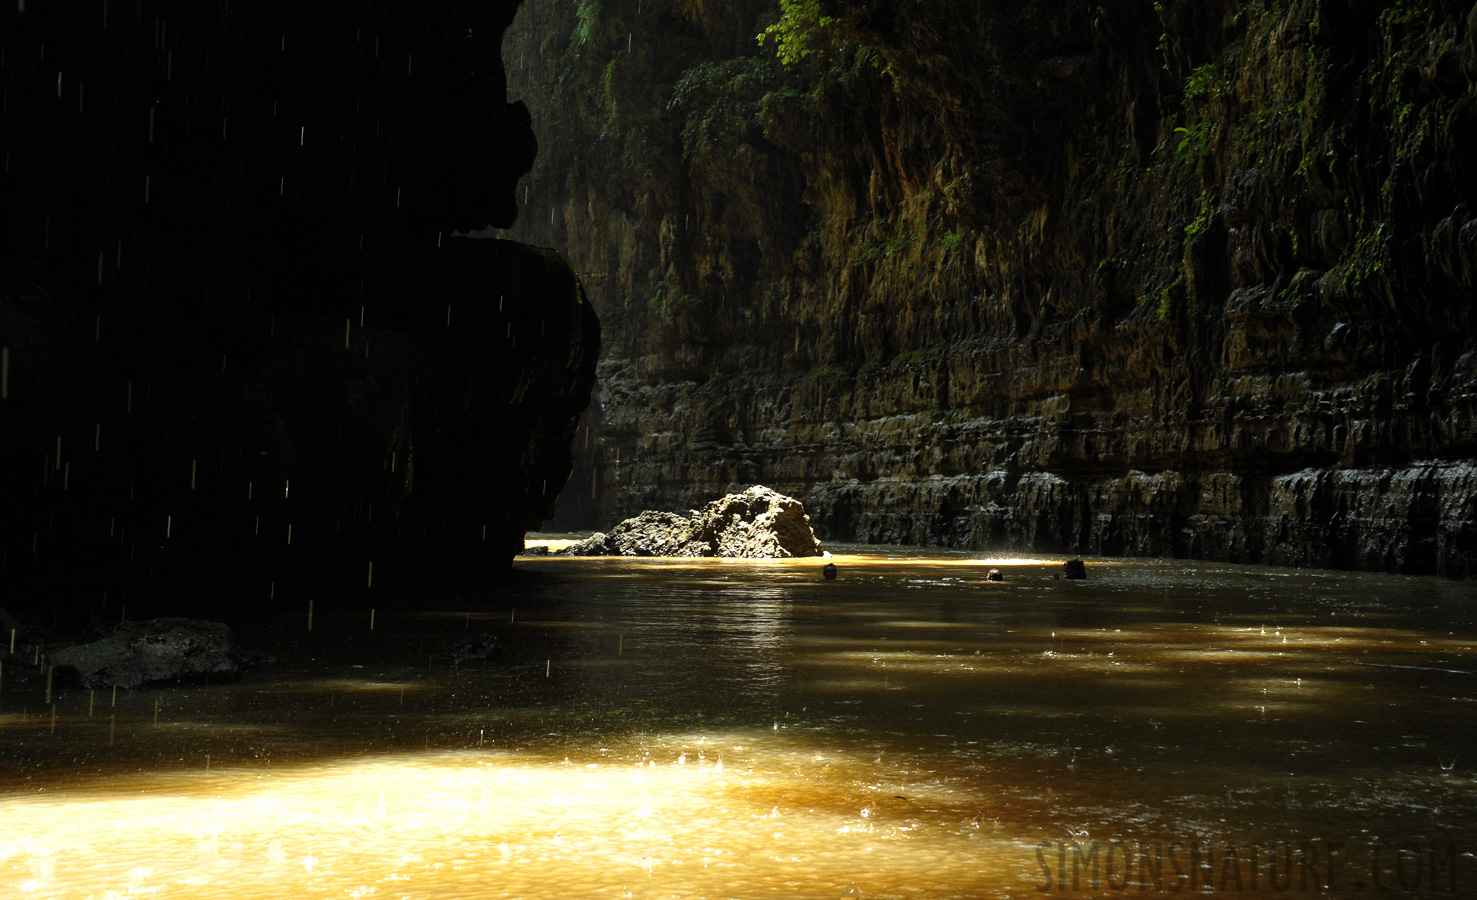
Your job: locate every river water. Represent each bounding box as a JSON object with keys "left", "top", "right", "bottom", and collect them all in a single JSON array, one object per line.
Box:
[{"left": 2, "top": 546, "right": 1475, "bottom": 898}]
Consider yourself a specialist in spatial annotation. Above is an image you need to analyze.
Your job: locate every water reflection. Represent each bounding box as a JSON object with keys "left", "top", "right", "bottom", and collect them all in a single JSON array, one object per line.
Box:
[
  {"left": 1, "top": 738, "right": 1045, "bottom": 899},
  {"left": 2, "top": 549, "right": 1475, "bottom": 897}
]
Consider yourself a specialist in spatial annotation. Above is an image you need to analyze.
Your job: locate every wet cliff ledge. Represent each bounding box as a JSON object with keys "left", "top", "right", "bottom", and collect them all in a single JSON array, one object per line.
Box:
[
  {"left": 505, "top": 0, "right": 1477, "bottom": 576},
  {"left": 0, "top": 0, "right": 599, "bottom": 625}
]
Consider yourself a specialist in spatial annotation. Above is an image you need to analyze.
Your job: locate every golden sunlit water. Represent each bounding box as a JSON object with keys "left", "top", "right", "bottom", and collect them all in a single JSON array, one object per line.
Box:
[{"left": 3, "top": 544, "right": 1475, "bottom": 898}]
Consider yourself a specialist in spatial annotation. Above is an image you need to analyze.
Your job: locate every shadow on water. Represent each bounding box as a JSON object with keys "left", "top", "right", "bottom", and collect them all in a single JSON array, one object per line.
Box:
[{"left": 2, "top": 549, "right": 1476, "bottom": 897}]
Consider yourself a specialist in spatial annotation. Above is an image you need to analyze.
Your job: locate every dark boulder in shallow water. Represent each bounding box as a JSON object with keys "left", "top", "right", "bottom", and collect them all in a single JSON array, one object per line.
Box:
[
  {"left": 446, "top": 633, "right": 503, "bottom": 667},
  {"left": 49, "top": 618, "right": 242, "bottom": 689},
  {"left": 560, "top": 486, "right": 825, "bottom": 558}
]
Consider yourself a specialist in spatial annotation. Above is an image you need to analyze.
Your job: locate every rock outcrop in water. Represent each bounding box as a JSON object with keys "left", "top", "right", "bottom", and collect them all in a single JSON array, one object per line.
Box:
[
  {"left": 504, "top": 0, "right": 1477, "bottom": 576},
  {"left": 49, "top": 619, "right": 242, "bottom": 689},
  {"left": 1, "top": 1, "right": 599, "bottom": 622},
  {"left": 561, "top": 486, "right": 824, "bottom": 558}
]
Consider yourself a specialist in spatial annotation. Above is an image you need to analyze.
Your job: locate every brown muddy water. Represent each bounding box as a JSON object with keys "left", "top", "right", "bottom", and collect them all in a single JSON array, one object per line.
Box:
[{"left": 2, "top": 545, "right": 1475, "bottom": 898}]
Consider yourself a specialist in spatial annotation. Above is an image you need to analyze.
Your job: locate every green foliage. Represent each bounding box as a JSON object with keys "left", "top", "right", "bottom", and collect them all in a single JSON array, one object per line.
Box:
[
  {"left": 1173, "top": 64, "right": 1223, "bottom": 170},
  {"left": 936, "top": 231, "right": 964, "bottom": 253},
  {"left": 757, "top": 0, "right": 834, "bottom": 67},
  {"left": 669, "top": 57, "right": 781, "bottom": 164},
  {"left": 619, "top": 124, "right": 663, "bottom": 174},
  {"left": 920, "top": 404, "right": 968, "bottom": 425},
  {"left": 1294, "top": 144, "right": 1337, "bottom": 179},
  {"left": 1150, "top": 274, "right": 1185, "bottom": 322},
  {"left": 647, "top": 282, "right": 701, "bottom": 317},
  {"left": 1355, "top": 369, "right": 1397, "bottom": 397},
  {"left": 1183, "top": 64, "right": 1220, "bottom": 102},
  {"left": 573, "top": 0, "right": 600, "bottom": 48},
  {"left": 647, "top": 282, "right": 668, "bottom": 316},
  {"left": 1156, "top": 291, "right": 1174, "bottom": 322},
  {"left": 1184, "top": 189, "right": 1215, "bottom": 239},
  {"left": 1173, "top": 121, "right": 1217, "bottom": 162},
  {"left": 1340, "top": 225, "right": 1387, "bottom": 293},
  {"left": 599, "top": 56, "right": 622, "bottom": 137},
  {"left": 1381, "top": 0, "right": 1429, "bottom": 27},
  {"left": 856, "top": 230, "right": 919, "bottom": 265}
]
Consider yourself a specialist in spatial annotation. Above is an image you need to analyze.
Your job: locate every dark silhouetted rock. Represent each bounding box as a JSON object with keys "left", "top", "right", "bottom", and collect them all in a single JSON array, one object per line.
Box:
[
  {"left": 0, "top": 1, "right": 599, "bottom": 623},
  {"left": 1063, "top": 559, "right": 1087, "bottom": 580},
  {"left": 447, "top": 633, "right": 503, "bottom": 667},
  {"left": 561, "top": 486, "right": 824, "bottom": 558},
  {"left": 49, "top": 619, "right": 242, "bottom": 689}
]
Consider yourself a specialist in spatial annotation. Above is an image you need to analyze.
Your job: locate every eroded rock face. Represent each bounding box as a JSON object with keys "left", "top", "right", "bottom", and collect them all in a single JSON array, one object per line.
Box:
[
  {"left": 506, "top": 1, "right": 1477, "bottom": 576},
  {"left": 50, "top": 619, "right": 241, "bottom": 690},
  {"left": 562, "top": 486, "right": 824, "bottom": 558}
]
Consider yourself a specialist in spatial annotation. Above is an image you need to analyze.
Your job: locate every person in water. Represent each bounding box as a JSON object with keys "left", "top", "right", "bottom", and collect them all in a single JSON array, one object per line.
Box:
[{"left": 823, "top": 563, "right": 837, "bottom": 580}]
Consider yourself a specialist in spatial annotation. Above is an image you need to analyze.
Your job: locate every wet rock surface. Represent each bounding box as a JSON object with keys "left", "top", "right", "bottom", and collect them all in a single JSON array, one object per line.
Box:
[
  {"left": 561, "top": 486, "right": 824, "bottom": 558},
  {"left": 49, "top": 619, "right": 242, "bottom": 690},
  {"left": 508, "top": 1, "right": 1477, "bottom": 576},
  {"left": 445, "top": 633, "right": 503, "bottom": 667}
]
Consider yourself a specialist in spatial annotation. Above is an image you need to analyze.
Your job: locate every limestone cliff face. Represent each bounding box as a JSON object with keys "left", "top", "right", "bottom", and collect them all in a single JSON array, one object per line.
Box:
[
  {"left": 1, "top": 1, "right": 599, "bottom": 619},
  {"left": 503, "top": 0, "right": 1477, "bottom": 576}
]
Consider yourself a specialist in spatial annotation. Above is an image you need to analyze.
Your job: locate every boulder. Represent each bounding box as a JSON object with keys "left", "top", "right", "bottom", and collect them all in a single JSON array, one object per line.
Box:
[
  {"left": 48, "top": 618, "right": 242, "bottom": 689},
  {"left": 446, "top": 633, "right": 503, "bottom": 667},
  {"left": 560, "top": 486, "right": 824, "bottom": 558}
]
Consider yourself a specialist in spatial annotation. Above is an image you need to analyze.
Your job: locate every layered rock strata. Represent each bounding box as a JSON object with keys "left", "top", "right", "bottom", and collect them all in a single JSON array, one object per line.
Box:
[{"left": 504, "top": 0, "right": 1477, "bottom": 575}]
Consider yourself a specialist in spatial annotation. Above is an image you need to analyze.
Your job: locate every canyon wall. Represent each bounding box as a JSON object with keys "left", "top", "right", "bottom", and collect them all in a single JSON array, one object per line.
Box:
[
  {"left": 0, "top": 0, "right": 599, "bottom": 622},
  {"left": 502, "top": 0, "right": 1477, "bottom": 575}
]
